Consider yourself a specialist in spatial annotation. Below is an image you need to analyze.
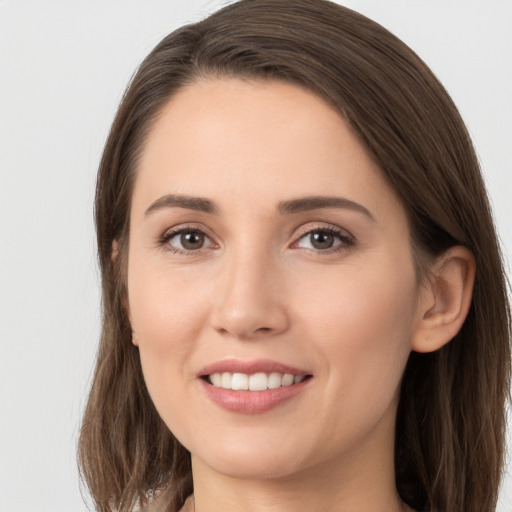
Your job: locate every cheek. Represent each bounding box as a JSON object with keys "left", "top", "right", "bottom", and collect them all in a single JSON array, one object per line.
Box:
[
  {"left": 293, "top": 255, "right": 418, "bottom": 405},
  {"left": 297, "top": 253, "right": 417, "bottom": 331},
  {"left": 127, "top": 261, "right": 213, "bottom": 413},
  {"left": 129, "top": 262, "right": 211, "bottom": 347}
]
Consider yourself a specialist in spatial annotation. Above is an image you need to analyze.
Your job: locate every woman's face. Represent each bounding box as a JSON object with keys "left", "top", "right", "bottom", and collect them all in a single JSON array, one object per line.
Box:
[{"left": 127, "top": 78, "right": 424, "bottom": 480}]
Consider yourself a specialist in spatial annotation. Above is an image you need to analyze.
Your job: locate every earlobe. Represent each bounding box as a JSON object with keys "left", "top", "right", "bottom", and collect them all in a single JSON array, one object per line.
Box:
[{"left": 412, "top": 246, "right": 476, "bottom": 353}]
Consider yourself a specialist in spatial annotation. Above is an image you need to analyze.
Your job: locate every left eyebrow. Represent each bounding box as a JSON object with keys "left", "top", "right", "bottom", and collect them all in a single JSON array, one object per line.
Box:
[
  {"left": 144, "top": 193, "right": 219, "bottom": 217},
  {"left": 278, "top": 195, "right": 375, "bottom": 221}
]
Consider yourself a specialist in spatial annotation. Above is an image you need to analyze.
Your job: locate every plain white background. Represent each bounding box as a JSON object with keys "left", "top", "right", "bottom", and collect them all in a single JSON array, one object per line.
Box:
[{"left": 0, "top": 1, "right": 511, "bottom": 511}]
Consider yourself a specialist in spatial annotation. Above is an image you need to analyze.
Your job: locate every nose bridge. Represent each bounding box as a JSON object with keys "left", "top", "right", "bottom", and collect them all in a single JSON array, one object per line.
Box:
[{"left": 211, "top": 240, "right": 288, "bottom": 339}]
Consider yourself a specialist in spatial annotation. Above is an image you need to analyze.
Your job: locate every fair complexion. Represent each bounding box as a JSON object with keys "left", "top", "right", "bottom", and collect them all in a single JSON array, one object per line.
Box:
[{"left": 126, "top": 78, "right": 475, "bottom": 512}]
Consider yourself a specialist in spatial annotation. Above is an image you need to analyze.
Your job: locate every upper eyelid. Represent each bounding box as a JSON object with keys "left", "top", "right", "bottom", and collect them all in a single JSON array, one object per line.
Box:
[
  {"left": 293, "top": 222, "right": 354, "bottom": 240},
  {"left": 159, "top": 222, "right": 351, "bottom": 236},
  {"left": 161, "top": 223, "right": 214, "bottom": 238}
]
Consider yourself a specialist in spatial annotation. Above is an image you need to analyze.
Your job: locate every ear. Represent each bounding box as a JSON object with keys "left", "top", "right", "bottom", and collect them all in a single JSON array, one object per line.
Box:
[{"left": 412, "top": 246, "right": 476, "bottom": 353}]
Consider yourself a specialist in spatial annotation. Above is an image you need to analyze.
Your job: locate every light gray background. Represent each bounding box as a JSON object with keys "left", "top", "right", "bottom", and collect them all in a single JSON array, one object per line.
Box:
[{"left": 1, "top": 1, "right": 511, "bottom": 511}]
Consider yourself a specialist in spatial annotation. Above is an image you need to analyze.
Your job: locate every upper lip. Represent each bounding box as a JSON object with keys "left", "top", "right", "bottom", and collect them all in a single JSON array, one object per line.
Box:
[{"left": 197, "top": 358, "right": 310, "bottom": 377}]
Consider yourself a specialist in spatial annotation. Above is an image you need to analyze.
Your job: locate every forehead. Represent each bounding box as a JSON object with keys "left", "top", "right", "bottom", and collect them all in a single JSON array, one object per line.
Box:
[{"left": 132, "top": 77, "right": 403, "bottom": 222}]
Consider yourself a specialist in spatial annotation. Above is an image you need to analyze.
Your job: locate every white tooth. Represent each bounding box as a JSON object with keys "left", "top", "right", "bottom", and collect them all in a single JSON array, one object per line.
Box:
[
  {"left": 293, "top": 375, "right": 305, "bottom": 384},
  {"left": 211, "top": 373, "right": 222, "bottom": 387},
  {"left": 231, "top": 373, "right": 249, "bottom": 390},
  {"left": 221, "top": 372, "right": 232, "bottom": 389},
  {"left": 282, "top": 374, "right": 294, "bottom": 386},
  {"left": 268, "top": 372, "right": 282, "bottom": 389},
  {"left": 249, "top": 373, "right": 268, "bottom": 391}
]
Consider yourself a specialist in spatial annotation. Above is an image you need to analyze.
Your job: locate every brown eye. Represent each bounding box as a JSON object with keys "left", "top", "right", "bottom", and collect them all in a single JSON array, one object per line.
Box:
[
  {"left": 164, "top": 228, "right": 214, "bottom": 253},
  {"left": 295, "top": 227, "right": 353, "bottom": 252},
  {"left": 309, "top": 231, "right": 334, "bottom": 249},
  {"left": 180, "top": 231, "right": 205, "bottom": 250}
]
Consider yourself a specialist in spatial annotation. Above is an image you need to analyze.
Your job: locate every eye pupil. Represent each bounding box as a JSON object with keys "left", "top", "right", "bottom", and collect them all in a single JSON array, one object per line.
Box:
[
  {"left": 311, "top": 231, "right": 334, "bottom": 249},
  {"left": 181, "top": 231, "right": 204, "bottom": 250}
]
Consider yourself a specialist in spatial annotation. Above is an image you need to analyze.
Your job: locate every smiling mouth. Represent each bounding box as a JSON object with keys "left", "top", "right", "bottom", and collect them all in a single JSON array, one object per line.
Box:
[{"left": 204, "top": 372, "right": 312, "bottom": 391}]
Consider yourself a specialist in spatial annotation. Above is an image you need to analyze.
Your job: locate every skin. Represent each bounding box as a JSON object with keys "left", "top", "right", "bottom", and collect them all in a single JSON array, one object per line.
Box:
[{"left": 126, "top": 78, "right": 474, "bottom": 512}]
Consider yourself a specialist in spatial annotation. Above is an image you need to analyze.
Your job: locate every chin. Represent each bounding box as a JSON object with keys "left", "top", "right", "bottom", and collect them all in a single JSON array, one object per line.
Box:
[{"left": 190, "top": 439, "right": 311, "bottom": 480}]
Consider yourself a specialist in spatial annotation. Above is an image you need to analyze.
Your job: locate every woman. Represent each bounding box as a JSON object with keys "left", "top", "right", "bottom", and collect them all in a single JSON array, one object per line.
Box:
[{"left": 78, "top": 1, "right": 511, "bottom": 511}]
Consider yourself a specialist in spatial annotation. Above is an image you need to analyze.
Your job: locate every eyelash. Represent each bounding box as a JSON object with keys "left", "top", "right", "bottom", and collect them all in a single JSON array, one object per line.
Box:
[{"left": 158, "top": 224, "right": 355, "bottom": 256}]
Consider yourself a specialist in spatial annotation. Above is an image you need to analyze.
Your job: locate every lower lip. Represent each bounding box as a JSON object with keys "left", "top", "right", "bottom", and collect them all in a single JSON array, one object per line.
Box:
[{"left": 199, "top": 378, "right": 311, "bottom": 414}]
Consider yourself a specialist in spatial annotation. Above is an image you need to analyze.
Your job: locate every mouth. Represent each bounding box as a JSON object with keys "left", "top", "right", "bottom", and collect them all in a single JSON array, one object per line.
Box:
[
  {"left": 197, "top": 359, "right": 313, "bottom": 413},
  {"left": 203, "top": 372, "right": 312, "bottom": 391}
]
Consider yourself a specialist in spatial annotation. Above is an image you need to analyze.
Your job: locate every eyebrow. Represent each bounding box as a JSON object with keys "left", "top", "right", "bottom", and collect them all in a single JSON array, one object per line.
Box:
[
  {"left": 278, "top": 196, "right": 375, "bottom": 221},
  {"left": 145, "top": 194, "right": 218, "bottom": 216},
  {"left": 144, "top": 193, "right": 374, "bottom": 221}
]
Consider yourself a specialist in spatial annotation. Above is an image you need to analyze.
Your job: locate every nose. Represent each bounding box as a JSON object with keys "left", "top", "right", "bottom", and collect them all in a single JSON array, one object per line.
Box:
[{"left": 210, "top": 248, "right": 290, "bottom": 340}]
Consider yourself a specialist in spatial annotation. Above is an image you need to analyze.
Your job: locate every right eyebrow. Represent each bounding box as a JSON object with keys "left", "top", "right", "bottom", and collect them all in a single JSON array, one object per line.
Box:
[
  {"left": 278, "top": 195, "right": 375, "bottom": 221},
  {"left": 144, "top": 194, "right": 219, "bottom": 217}
]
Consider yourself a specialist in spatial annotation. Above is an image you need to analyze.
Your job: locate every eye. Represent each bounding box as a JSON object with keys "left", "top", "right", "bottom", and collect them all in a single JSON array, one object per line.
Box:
[
  {"left": 160, "top": 228, "right": 215, "bottom": 253},
  {"left": 295, "top": 227, "right": 354, "bottom": 252}
]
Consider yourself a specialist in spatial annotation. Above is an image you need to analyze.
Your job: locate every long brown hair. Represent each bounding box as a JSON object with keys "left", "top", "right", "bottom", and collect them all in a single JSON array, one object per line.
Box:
[{"left": 78, "top": 1, "right": 511, "bottom": 511}]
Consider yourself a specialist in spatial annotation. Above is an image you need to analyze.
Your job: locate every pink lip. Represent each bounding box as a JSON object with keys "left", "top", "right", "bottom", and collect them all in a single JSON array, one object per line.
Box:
[
  {"left": 197, "top": 358, "right": 309, "bottom": 377},
  {"left": 197, "top": 358, "right": 312, "bottom": 414}
]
